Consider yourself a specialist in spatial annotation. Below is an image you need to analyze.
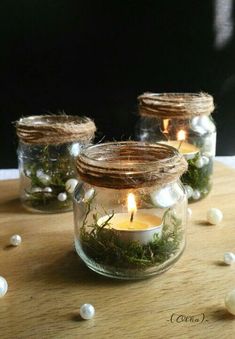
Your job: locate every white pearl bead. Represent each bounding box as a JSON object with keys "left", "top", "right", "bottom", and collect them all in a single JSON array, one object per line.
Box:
[
  {"left": 224, "top": 252, "right": 235, "bottom": 265},
  {"left": 65, "top": 178, "right": 78, "bottom": 193},
  {"left": 207, "top": 208, "right": 223, "bottom": 225},
  {"left": 191, "top": 116, "right": 199, "bottom": 128},
  {"left": 36, "top": 169, "right": 44, "bottom": 177},
  {"left": 187, "top": 208, "right": 192, "bottom": 219},
  {"left": 184, "top": 185, "right": 193, "bottom": 199},
  {"left": 70, "top": 143, "right": 81, "bottom": 157},
  {"left": 80, "top": 303, "right": 95, "bottom": 320},
  {"left": 25, "top": 169, "right": 31, "bottom": 176},
  {"left": 10, "top": 234, "right": 22, "bottom": 246},
  {"left": 57, "top": 192, "right": 67, "bottom": 201},
  {"left": 201, "top": 156, "right": 209, "bottom": 166},
  {"left": 204, "top": 137, "right": 213, "bottom": 148},
  {"left": 198, "top": 116, "right": 215, "bottom": 133},
  {"left": 192, "top": 190, "right": 201, "bottom": 200},
  {"left": 191, "top": 117, "right": 206, "bottom": 134},
  {"left": 37, "top": 174, "right": 50, "bottom": 185},
  {"left": 203, "top": 151, "right": 213, "bottom": 158},
  {"left": 31, "top": 187, "right": 42, "bottom": 193},
  {"left": 44, "top": 187, "right": 52, "bottom": 193},
  {"left": 195, "top": 157, "right": 204, "bottom": 168},
  {"left": 83, "top": 188, "right": 95, "bottom": 202},
  {"left": 192, "top": 125, "right": 206, "bottom": 135},
  {"left": 0, "top": 276, "right": 8, "bottom": 297},
  {"left": 225, "top": 290, "right": 235, "bottom": 315},
  {"left": 150, "top": 184, "right": 184, "bottom": 208}
]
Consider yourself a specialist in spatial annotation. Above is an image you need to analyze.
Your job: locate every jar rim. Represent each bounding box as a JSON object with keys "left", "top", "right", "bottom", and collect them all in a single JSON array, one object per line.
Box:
[
  {"left": 76, "top": 141, "right": 188, "bottom": 189},
  {"left": 138, "top": 92, "right": 214, "bottom": 119},
  {"left": 16, "top": 115, "right": 96, "bottom": 145}
]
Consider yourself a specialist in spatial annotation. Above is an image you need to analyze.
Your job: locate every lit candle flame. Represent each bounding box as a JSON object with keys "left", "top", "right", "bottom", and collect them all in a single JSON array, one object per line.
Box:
[
  {"left": 177, "top": 129, "right": 186, "bottom": 141},
  {"left": 162, "top": 119, "right": 170, "bottom": 134},
  {"left": 177, "top": 129, "right": 186, "bottom": 151},
  {"left": 127, "top": 193, "right": 137, "bottom": 223}
]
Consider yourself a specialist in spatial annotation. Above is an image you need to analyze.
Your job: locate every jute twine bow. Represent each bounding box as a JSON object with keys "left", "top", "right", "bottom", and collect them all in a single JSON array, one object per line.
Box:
[
  {"left": 138, "top": 92, "right": 214, "bottom": 119},
  {"left": 76, "top": 141, "right": 188, "bottom": 189},
  {"left": 16, "top": 115, "right": 96, "bottom": 145}
]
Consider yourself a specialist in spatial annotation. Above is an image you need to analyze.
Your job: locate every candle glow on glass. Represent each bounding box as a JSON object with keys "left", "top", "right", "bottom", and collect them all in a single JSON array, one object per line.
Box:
[
  {"left": 177, "top": 129, "right": 186, "bottom": 141},
  {"left": 162, "top": 119, "right": 170, "bottom": 134},
  {"left": 177, "top": 129, "right": 186, "bottom": 151}
]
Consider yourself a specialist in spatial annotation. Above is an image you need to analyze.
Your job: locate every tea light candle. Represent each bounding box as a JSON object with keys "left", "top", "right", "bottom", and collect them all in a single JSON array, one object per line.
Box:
[
  {"left": 161, "top": 129, "right": 199, "bottom": 160},
  {"left": 98, "top": 193, "right": 162, "bottom": 244}
]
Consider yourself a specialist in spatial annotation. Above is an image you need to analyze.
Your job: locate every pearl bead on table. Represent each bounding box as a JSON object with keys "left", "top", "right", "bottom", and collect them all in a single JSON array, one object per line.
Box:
[
  {"left": 0, "top": 276, "right": 8, "bottom": 297},
  {"left": 80, "top": 304, "right": 95, "bottom": 320},
  {"left": 207, "top": 208, "right": 223, "bottom": 225},
  {"left": 10, "top": 234, "right": 22, "bottom": 246},
  {"left": 223, "top": 252, "right": 235, "bottom": 265},
  {"left": 225, "top": 290, "right": 235, "bottom": 315}
]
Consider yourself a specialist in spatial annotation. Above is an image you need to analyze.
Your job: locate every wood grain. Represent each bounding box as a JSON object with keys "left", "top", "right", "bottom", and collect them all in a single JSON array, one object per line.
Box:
[{"left": 1, "top": 162, "right": 235, "bottom": 339}]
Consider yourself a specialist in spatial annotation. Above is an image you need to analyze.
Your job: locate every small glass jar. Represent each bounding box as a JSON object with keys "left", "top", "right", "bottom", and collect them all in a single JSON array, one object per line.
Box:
[
  {"left": 73, "top": 141, "right": 188, "bottom": 280},
  {"left": 16, "top": 115, "right": 96, "bottom": 213},
  {"left": 137, "top": 93, "right": 216, "bottom": 202}
]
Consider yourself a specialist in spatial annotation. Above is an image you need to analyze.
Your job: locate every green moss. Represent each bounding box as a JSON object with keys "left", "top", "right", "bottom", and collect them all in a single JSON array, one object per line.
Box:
[
  {"left": 22, "top": 145, "right": 75, "bottom": 211},
  {"left": 80, "top": 208, "right": 183, "bottom": 270},
  {"left": 181, "top": 153, "right": 213, "bottom": 199}
]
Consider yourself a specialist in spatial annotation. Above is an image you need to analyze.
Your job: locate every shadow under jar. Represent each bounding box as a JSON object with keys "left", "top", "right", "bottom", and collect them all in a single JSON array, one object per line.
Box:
[
  {"left": 16, "top": 115, "right": 96, "bottom": 213},
  {"left": 73, "top": 141, "right": 188, "bottom": 280},
  {"left": 137, "top": 93, "right": 216, "bottom": 202}
]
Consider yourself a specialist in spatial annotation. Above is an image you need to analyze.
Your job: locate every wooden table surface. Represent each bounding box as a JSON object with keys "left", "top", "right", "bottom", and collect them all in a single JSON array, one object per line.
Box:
[{"left": 1, "top": 162, "right": 235, "bottom": 339}]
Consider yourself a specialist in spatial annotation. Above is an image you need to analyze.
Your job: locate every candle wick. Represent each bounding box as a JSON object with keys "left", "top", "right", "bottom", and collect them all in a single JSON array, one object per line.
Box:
[
  {"left": 160, "top": 128, "right": 169, "bottom": 141},
  {"left": 178, "top": 140, "right": 183, "bottom": 151},
  {"left": 163, "top": 133, "right": 169, "bottom": 141},
  {"left": 130, "top": 212, "right": 134, "bottom": 223}
]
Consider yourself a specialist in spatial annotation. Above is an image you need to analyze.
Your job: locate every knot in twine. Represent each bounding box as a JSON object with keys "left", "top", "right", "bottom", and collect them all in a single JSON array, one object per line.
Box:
[
  {"left": 138, "top": 92, "right": 214, "bottom": 119},
  {"left": 16, "top": 115, "right": 96, "bottom": 145},
  {"left": 76, "top": 141, "right": 188, "bottom": 189}
]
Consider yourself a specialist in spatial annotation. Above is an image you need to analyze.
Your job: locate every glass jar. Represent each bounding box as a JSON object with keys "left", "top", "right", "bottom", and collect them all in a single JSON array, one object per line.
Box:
[
  {"left": 137, "top": 93, "right": 216, "bottom": 202},
  {"left": 16, "top": 115, "right": 96, "bottom": 213},
  {"left": 73, "top": 141, "right": 188, "bottom": 280}
]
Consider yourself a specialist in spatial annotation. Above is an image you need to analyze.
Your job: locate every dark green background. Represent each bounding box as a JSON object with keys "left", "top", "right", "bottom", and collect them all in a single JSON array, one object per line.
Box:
[{"left": 1, "top": 1, "right": 235, "bottom": 167}]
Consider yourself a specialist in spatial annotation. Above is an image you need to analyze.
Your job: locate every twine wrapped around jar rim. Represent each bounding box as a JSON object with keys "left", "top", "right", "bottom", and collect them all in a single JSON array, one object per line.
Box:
[
  {"left": 138, "top": 92, "right": 214, "bottom": 119},
  {"left": 76, "top": 141, "right": 188, "bottom": 189},
  {"left": 16, "top": 115, "right": 96, "bottom": 145}
]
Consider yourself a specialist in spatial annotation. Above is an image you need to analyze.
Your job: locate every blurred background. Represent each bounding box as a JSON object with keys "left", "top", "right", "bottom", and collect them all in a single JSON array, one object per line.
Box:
[{"left": 1, "top": 0, "right": 235, "bottom": 168}]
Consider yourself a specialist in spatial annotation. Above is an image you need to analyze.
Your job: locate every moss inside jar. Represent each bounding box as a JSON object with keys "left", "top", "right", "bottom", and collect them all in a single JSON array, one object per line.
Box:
[
  {"left": 16, "top": 115, "right": 96, "bottom": 213},
  {"left": 137, "top": 92, "right": 216, "bottom": 202},
  {"left": 74, "top": 141, "right": 188, "bottom": 280}
]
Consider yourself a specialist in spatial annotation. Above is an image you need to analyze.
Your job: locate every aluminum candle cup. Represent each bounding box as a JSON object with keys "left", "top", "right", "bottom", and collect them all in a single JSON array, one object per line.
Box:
[
  {"left": 161, "top": 140, "right": 199, "bottom": 160},
  {"left": 97, "top": 210, "right": 163, "bottom": 245},
  {"left": 73, "top": 141, "right": 188, "bottom": 280}
]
